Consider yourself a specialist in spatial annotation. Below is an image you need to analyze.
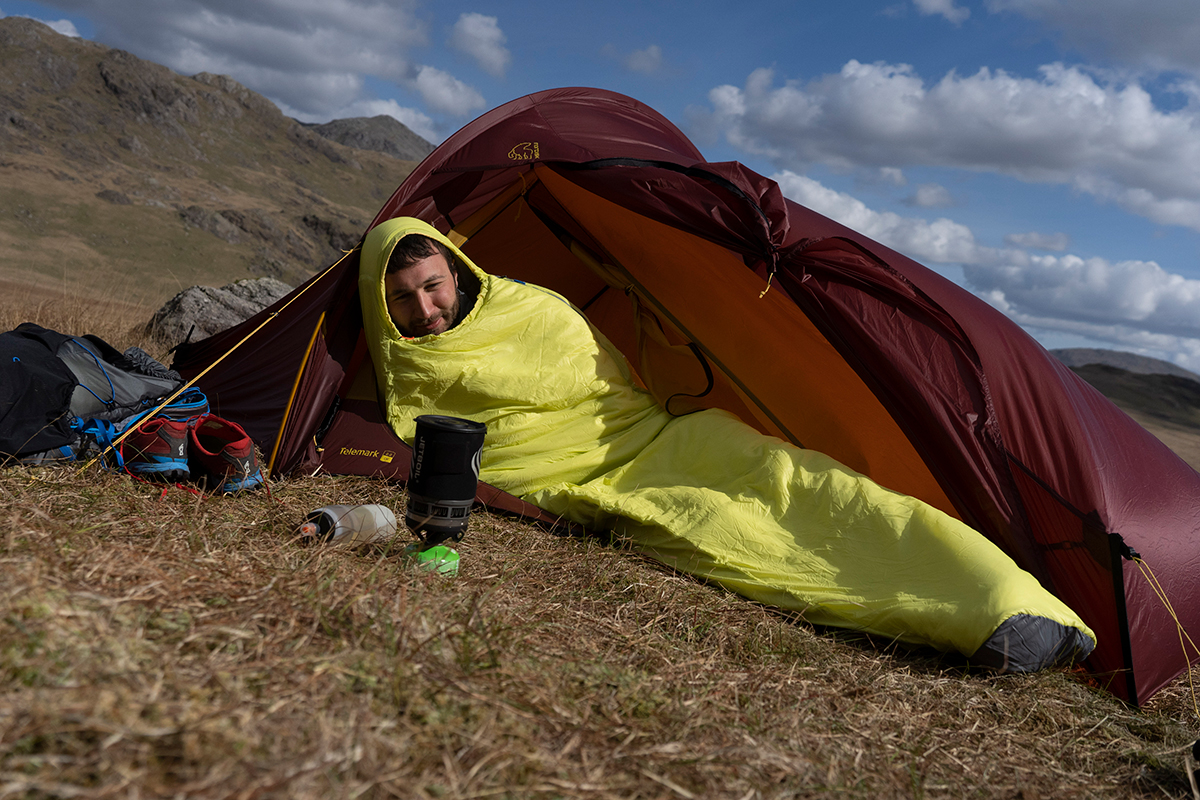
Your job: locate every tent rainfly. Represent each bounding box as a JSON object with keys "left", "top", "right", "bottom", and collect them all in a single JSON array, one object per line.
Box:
[{"left": 172, "top": 87, "right": 1200, "bottom": 706}]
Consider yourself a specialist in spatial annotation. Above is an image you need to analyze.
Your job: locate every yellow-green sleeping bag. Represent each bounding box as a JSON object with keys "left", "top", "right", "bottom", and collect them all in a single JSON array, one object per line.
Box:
[{"left": 362, "top": 217, "right": 1096, "bottom": 670}]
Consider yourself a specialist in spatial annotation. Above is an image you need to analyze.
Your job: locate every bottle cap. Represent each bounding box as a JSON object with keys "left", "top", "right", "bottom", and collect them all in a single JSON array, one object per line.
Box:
[
  {"left": 298, "top": 509, "right": 334, "bottom": 541},
  {"left": 402, "top": 543, "right": 460, "bottom": 575}
]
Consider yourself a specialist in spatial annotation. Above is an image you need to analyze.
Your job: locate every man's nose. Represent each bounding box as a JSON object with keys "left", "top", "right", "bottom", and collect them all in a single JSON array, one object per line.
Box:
[{"left": 416, "top": 293, "right": 437, "bottom": 318}]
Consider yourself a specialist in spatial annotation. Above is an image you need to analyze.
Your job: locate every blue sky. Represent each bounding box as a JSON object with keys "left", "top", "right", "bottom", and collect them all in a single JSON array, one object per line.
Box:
[{"left": 6, "top": 1, "right": 1200, "bottom": 370}]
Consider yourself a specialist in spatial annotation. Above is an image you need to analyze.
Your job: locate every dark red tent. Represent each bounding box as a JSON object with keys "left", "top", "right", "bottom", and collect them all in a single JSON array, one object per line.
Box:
[{"left": 174, "top": 87, "right": 1200, "bottom": 704}]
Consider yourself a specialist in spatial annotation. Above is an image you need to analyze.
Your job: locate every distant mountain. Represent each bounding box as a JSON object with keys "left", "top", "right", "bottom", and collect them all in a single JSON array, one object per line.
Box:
[
  {"left": 1051, "top": 348, "right": 1200, "bottom": 382},
  {"left": 1053, "top": 347, "right": 1200, "bottom": 469},
  {"left": 306, "top": 116, "right": 434, "bottom": 163},
  {"left": 0, "top": 16, "right": 418, "bottom": 307},
  {"left": 1068, "top": 363, "right": 1200, "bottom": 426}
]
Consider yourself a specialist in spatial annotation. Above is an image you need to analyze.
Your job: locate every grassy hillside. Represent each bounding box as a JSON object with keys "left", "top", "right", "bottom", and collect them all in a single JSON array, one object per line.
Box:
[
  {"left": 1070, "top": 365, "right": 1200, "bottom": 430},
  {"left": 0, "top": 17, "right": 415, "bottom": 312},
  {"left": 1066, "top": 364, "right": 1200, "bottom": 471}
]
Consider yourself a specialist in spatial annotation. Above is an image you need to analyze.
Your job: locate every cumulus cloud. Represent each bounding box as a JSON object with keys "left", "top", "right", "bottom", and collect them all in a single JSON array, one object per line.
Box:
[
  {"left": 965, "top": 254, "right": 1200, "bottom": 338},
  {"left": 344, "top": 99, "right": 438, "bottom": 143},
  {"left": 774, "top": 169, "right": 1200, "bottom": 368},
  {"left": 980, "top": 294, "right": 1200, "bottom": 372},
  {"left": 1005, "top": 231, "right": 1071, "bottom": 251},
  {"left": 413, "top": 65, "right": 485, "bottom": 116},
  {"left": 624, "top": 44, "right": 664, "bottom": 75},
  {"left": 705, "top": 60, "right": 1200, "bottom": 234},
  {"left": 46, "top": 17, "right": 81, "bottom": 37},
  {"left": 774, "top": 171, "right": 989, "bottom": 265},
  {"left": 602, "top": 43, "right": 666, "bottom": 76},
  {"left": 905, "top": 183, "right": 954, "bottom": 208},
  {"left": 914, "top": 0, "right": 970, "bottom": 25},
  {"left": 449, "top": 12, "right": 509, "bottom": 78},
  {"left": 878, "top": 167, "right": 907, "bottom": 187},
  {"left": 40, "top": 0, "right": 485, "bottom": 129},
  {"left": 37, "top": 15, "right": 81, "bottom": 37},
  {"left": 0, "top": 9, "right": 80, "bottom": 36}
]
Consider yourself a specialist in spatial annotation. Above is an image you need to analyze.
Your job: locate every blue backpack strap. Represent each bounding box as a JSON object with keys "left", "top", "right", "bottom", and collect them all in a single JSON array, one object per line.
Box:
[{"left": 71, "top": 416, "right": 124, "bottom": 469}]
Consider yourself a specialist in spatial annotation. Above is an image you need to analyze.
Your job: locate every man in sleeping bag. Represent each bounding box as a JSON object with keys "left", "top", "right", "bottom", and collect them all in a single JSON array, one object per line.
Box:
[{"left": 362, "top": 216, "right": 1096, "bottom": 672}]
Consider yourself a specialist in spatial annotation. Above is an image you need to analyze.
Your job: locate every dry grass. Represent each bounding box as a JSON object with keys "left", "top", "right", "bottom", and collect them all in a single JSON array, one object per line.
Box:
[
  {"left": 0, "top": 283, "right": 164, "bottom": 351},
  {"left": 3, "top": 297, "right": 1200, "bottom": 798}
]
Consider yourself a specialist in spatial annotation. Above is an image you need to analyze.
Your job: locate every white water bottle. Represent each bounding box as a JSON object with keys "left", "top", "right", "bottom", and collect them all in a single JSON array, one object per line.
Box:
[{"left": 298, "top": 504, "right": 398, "bottom": 546}]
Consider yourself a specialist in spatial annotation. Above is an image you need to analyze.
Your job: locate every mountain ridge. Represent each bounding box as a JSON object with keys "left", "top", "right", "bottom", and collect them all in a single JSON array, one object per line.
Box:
[
  {"left": 304, "top": 115, "right": 434, "bottom": 162},
  {"left": 1051, "top": 347, "right": 1200, "bottom": 382},
  {"left": 0, "top": 16, "right": 427, "bottom": 307}
]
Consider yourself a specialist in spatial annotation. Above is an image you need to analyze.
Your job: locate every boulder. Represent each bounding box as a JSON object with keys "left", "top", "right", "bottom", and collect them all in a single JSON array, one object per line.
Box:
[{"left": 148, "top": 277, "right": 293, "bottom": 345}]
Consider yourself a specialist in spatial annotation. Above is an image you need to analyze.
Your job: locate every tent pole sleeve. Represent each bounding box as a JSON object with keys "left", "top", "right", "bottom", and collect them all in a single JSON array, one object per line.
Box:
[
  {"left": 267, "top": 311, "right": 326, "bottom": 477},
  {"left": 1109, "top": 533, "right": 1138, "bottom": 705}
]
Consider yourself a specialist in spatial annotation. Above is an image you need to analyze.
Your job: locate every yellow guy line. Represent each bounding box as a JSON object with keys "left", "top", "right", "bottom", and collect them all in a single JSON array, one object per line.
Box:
[
  {"left": 266, "top": 310, "right": 326, "bottom": 475},
  {"left": 76, "top": 245, "right": 360, "bottom": 475},
  {"left": 1134, "top": 556, "right": 1200, "bottom": 719}
]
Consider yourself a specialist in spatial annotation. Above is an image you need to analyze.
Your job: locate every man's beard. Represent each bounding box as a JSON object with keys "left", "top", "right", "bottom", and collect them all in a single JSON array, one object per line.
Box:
[{"left": 410, "top": 293, "right": 460, "bottom": 336}]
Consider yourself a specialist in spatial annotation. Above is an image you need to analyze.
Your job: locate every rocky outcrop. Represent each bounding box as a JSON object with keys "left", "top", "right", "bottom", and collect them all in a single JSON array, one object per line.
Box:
[
  {"left": 308, "top": 115, "right": 434, "bottom": 162},
  {"left": 147, "top": 277, "right": 294, "bottom": 345}
]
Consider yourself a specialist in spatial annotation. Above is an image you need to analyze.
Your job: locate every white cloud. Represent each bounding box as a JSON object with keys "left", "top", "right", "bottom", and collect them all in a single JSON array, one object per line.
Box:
[
  {"left": 965, "top": 253, "right": 1200, "bottom": 337},
  {"left": 625, "top": 44, "right": 664, "bottom": 76},
  {"left": 706, "top": 60, "right": 1200, "bottom": 234},
  {"left": 914, "top": 0, "right": 970, "bottom": 25},
  {"left": 346, "top": 100, "right": 438, "bottom": 144},
  {"left": 979, "top": 295, "right": 1200, "bottom": 372},
  {"left": 774, "top": 169, "right": 1200, "bottom": 367},
  {"left": 204, "top": 62, "right": 367, "bottom": 119},
  {"left": 0, "top": 10, "right": 80, "bottom": 37},
  {"left": 38, "top": 0, "right": 485, "bottom": 130},
  {"left": 449, "top": 12, "right": 509, "bottom": 78},
  {"left": 602, "top": 43, "right": 666, "bottom": 76},
  {"left": 1005, "top": 231, "right": 1070, "bottom": 251},
  {"left": 906, "top": 183, "right": 954, "bottom": 208},
  {"left": 879, "top": 167, "right": 907, "bottom": 187},
  {"left": 413, "top": 65, "right": 485, "bottom": 116},
  {"left": 45, "top": 18, "right": 80, "bottom": 37},
  {"left": 774, "top": 170, "right": 988, "bottom": 265}
]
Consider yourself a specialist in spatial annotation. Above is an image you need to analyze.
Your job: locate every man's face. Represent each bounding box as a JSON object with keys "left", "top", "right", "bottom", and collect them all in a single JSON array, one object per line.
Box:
[{"left": 384, "top": 251, "right": 461, "bottom": 337}]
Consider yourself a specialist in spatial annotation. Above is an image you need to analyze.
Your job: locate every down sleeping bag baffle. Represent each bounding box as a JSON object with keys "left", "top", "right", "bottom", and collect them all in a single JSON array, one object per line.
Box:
[{"left": 361, "top": 217, "right": 1096, "bottom": 671}]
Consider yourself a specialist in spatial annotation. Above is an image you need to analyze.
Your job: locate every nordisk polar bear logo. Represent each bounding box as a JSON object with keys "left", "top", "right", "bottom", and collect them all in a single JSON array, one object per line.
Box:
[{"left": 507, "top": 142, "right": 539, "bottom": 161}]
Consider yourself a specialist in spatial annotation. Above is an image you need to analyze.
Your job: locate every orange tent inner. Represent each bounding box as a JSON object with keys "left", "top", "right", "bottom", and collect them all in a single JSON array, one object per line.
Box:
[{"left": 450, "top": 167, "right": 959, "bottom": 519}]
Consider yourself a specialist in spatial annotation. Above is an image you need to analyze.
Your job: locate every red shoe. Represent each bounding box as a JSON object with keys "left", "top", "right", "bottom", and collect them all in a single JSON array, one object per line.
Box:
[
  {"left": 187, "top": 414, "right": 264, "bottom": 493},
  {"left": 122, "top": 416, "right": 190, "bottom": 481}
]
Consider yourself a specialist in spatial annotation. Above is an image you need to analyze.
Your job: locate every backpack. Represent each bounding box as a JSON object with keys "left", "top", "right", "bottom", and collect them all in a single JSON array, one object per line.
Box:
[{"left": 0, "top": 323, "right": 183, "bottom": 463}]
